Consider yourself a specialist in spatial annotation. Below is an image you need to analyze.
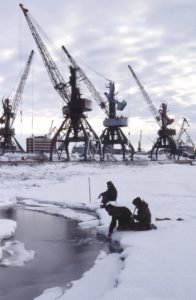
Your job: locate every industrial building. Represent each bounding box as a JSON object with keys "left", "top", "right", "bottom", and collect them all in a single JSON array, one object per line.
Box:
[{"left": 26, "top": 136, "right": 52, "bottom": 153}]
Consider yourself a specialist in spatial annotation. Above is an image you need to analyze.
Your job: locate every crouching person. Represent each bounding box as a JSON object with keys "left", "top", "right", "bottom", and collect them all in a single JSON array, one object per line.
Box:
[
  {"left": 98, "top": 181, "right": 117, "bottom": 208},
  {"left": 105, "top": 204, "right": 133, "bottom": 238},
  {"left": 132, "top": 197, "right": 156, "bottom": 230}
]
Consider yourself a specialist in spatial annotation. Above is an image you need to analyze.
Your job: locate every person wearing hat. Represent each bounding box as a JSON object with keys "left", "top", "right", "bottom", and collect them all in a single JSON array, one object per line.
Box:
[
  {"left": 132, "top": 197, "right": 152, "bottom": 230},
  {"left": 98, "top": 181, "right": 117, "bottom": 208}
]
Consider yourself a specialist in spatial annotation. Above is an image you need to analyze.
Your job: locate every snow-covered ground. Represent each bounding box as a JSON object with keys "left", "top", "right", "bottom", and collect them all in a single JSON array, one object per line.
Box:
[{"left": 0, "top": 159, "right": 196, "bottom": 300}]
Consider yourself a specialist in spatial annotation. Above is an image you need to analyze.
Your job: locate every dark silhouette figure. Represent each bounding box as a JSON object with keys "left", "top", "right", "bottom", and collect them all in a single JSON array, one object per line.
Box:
[
  {"left": 98, "top": 181, "right": 117, "bottom": 208},
  {"left": 132, "top": 197, "right": 152, "bottom": 230},
  {"left": 105, "top": 204, "right": 133, "bottom": 238}
]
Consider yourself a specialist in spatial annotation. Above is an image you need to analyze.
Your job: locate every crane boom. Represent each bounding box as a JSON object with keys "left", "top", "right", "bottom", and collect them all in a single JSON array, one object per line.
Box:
[
  {"left": 61, "top": 45, "right": 109, "bottom": 116},
  {"left": 176, "top": 117, "right": 189, "bottom": 146},
  {"left": 184, "top": 129, "right": 195, "bottom": 149},
  {"left": 128, "top": 65, "right": 161, "bottom": 127},
  {"left": 19, "top": 4, "right": 70, "bottom": 103},
  {"left": 11, "top": 50, "right": 34, "bottom": 127},
  {"left": 176, "top": 118, "right": 195, "bottom": 148},
  {"left": 19, "top": 4, "right": 103, "bottom": 161}
]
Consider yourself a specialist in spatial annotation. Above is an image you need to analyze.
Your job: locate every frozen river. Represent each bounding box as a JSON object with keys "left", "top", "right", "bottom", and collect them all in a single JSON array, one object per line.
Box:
[{"left": 0, "top": 208, "right": 110, "bottom": 300}]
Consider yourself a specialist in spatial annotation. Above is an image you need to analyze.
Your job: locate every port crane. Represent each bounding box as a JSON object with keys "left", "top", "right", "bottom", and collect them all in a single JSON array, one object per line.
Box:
[
  {"left": 176, "top": 117, "right": 195, "bottom": 151},
  {"left": 62, "top": 46, "right": 134, "bottom": 160},
  {"left": 137, "top": 130, "right": 142, "bottom": 152},
  {"left": 0, "top": 50, "right": 34, "bottom": 155},
  {"left": 128, "top": 65, "right": 177, "bottom": 160},
  {"left": 46, "top": 120, "right": 57, "bottom": 139},
  {"left": 183, "top": 130, "right": 195, "bottom": 150},
  {"left": 20, "top": 4, "right": 102, "bottom": 161}
]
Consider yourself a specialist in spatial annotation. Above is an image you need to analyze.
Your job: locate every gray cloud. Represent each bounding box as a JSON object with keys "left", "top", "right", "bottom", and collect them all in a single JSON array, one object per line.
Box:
[{"left": 0, "top": 0, "right": 196, "bottom": 149}]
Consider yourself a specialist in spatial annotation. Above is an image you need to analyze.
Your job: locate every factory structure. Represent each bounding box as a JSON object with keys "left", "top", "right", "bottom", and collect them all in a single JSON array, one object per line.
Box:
[{"left": 26, "top": 136, "right": 52, "bottom": 153}]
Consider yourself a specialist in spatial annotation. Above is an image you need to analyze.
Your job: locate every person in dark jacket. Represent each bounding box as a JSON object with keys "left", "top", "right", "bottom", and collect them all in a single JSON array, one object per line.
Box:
[
  {"left": 105, "top": 204, "right": 133, "bottom": 238},
  {"left": 98, "top": 181, "right": 117, "bottom": 208},
  {"left": 132, "top": 197, "right": 152, "bottom": 230}
]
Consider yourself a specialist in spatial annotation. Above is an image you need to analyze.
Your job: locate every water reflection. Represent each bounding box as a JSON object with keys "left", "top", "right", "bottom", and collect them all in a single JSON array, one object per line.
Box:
[
  {"left": 0, "top": 207, "right": 16, "bottom": 219},
  {"left": 0, "top": 208, "right": 120, "bottom": 300}
]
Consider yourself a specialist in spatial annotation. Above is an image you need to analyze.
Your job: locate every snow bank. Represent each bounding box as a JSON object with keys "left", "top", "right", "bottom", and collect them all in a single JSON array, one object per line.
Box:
[
  {"left": 0, "top": 162, "right": 196, "bottom": 300},
  {"left": 0, "top": 219, "right": 17, "bottom": 241},
  {"left": 35, "top": 251, "right": 122, "bottom": 300},
  {"left": 0, "top": 240, "right": 35, "bottom": 267},
  {"left": 0, "top": 219, "right": 17, "bottom": 260}
]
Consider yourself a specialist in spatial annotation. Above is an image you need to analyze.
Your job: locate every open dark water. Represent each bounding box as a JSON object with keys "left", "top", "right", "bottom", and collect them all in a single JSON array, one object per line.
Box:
[{"left": 0, "top": 208, "right": 111, "bottom": 300}]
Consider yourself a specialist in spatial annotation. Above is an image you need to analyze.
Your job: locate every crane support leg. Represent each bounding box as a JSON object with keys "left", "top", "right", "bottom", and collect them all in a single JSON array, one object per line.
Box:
[
  {"left": 150, "top": 135, "right": 177, "bottom": 160},
  {"left": 50, "top": 116, "right": 102, "bottom": 161},
  {"left": 100, "top": 127, "right": 134, "bottom": 161}
]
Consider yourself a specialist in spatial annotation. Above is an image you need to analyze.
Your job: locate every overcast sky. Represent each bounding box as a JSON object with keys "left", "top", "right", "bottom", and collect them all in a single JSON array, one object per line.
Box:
[{"left": 1, "top": 0, "right": 196, "bottom": 149}]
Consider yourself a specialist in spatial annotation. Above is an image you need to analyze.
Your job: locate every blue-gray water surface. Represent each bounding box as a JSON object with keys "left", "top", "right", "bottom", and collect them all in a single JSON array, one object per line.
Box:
[{"left": 0, "top": 208, "right": 114, "bottom": 300}]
